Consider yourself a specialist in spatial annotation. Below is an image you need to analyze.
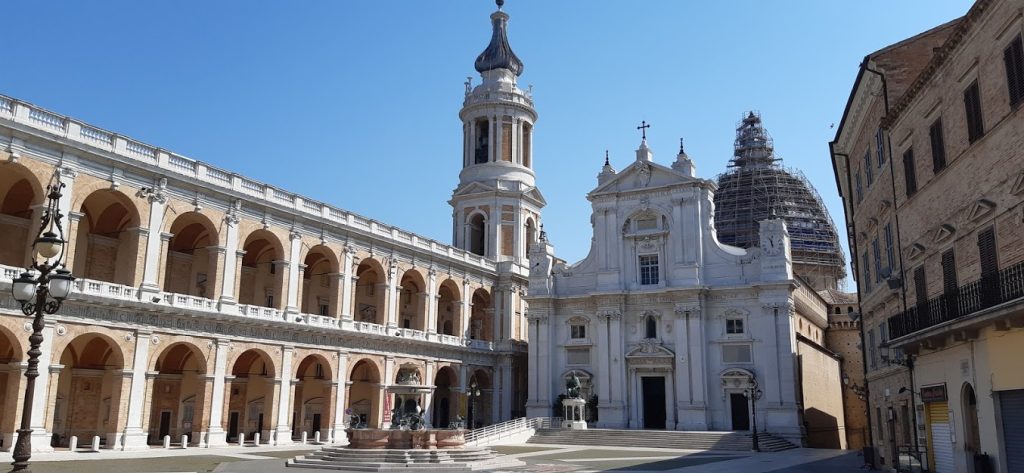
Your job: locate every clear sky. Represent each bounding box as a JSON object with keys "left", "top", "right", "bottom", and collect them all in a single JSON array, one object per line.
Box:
[{"left": 3, "top": 1, "right": 970, "bottom": 288}]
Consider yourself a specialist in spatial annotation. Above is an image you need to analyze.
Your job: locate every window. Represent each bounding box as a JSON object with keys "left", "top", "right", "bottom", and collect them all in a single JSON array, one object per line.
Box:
[
  {"left": 862, "top": 251, "right": 872, "bottom": 293},
  {"left": 266, "top": 294, "right": 274, "bottom": 308},
  {"left": 722, "top": 344, "right": 752, "bottom": 363},
  {"left": 566, "top": 348, "right": 590, "bottom": 365},
  {"left": 639, "top": 254, "right": 659, "bottom": 285},
  {"left": 315, "top": 362, "right": 325, "bottom": 379},
  {"left": 645, "top": 316, "right": 657, "bottom": 339},
  {"left": 474, "top": 119, "right": 489, "bottom": 164},
  {"left": 319, "top": 299, "right": 329, "bottom": 316},
  {"left": 875, "top": 128, "right": 886, "bottom": 166},
  {"left": 855, "top": 171, "right": 864, "bottom": 203},
  {"left": 942, "top": 249, "right": 958, "bottom": 316},
  {"left": 964, "top": 80, "right": 985, "bottom": 143},
  {"left": 929, "top": 118, "right": 947, "bottom": 173},
  {"left": 902, "top": 148, "right": 917, "bottom": 196},
  {"left": 879, "top": 323, "right": 889, "bottom": 365},
  {"left": 864, "top": 150, "right": 874, "bottom": 186},
  {"left": 468, "top": 213, "right": 486, "bottom": 256},
  {"left": 872, "top": 237, "right": 882, "bottom": 284},
  {"left": 868, "top": 329, "right": 877, "bottom": 369},
  {"left": 726, "top": 318, "right": 745, "bottom": 334},
  {"left": 884, "top": 223, "right": 895, "bottom": 274},
  {"left": 1005, "top": 35, "right": 1024, "bottom": 108},
  {"left": 914, "top": 266, "right": 928, "bottom": 314},
  {"left": 570, "top": 324, "right": 587, "bottom": 339},
  {"left": 636, "top": 217, "right": 658, "bottom": 231},
  {"left": 978, "top": 226, "right": 1000, "bottom": 306}
]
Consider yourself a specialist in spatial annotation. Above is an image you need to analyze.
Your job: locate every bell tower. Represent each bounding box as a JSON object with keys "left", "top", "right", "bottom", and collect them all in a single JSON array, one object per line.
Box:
[{"left": 451, "top": 0, "right": 544, "bottom": 267}]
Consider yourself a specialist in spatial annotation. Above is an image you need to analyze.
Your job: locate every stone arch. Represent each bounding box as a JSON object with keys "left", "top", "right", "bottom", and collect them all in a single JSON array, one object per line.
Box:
[
  {"left": 432, "top": 366, "right": 458, "bottom": 428},
  {"left": 239, "top": 229, "right": 285, "bottom": 309},
  {"left": 470, "top": 288, "right": 493, "bottom": 341},
  {"left": 436, "top": 279, "right": 462, "bottom": 335},
  {"left": 398, "top": 268, "right": 427, "bottom": 331},
  {"left": 347, "top": 358, "right": 382, "bottom": 428},
  {"left": 524, "top": 217, "right": 537, "bottom": 257},
  {"left": 226, "top": 348, "right": 277, "bottom": 443},
  {"left": 962, "top": 382, "right": 981, "bottom": 455},
  {"left": 301, "top": 245, "right": 339, "bottom": 316},
  {"left": 73, "top": 188, "right": 143, "bottom": 286},
  {"left": 0, "top": 324, "right": 24, "bottom": 446},
  {"left": 292, "top": 354, "right": 332, "bottom": 440},
  {"left": 353, "top": 257, "right": 387, "bottom": 324},
  {"left": 0, "top": 162, "right": 45, "bottom": 267},
  {"left": 467, "top": 212, "right": 487, "bottom": 256},
  {"left": 148, "top": 342, "right": 208, "bottom": 445},
  {"left": 468, "top": 368, "right": 492, "bottom": 428},
  {"left": 51, "top": 332, "right": 128, "bottom": 447},
  {"left": 164, "top": 212, "right": 220, "bottom": 299}
]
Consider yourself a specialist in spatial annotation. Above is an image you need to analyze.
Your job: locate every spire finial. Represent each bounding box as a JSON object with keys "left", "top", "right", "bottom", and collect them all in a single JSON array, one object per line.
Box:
[
  {"left": 637, "top": 120, "right": 650, "bottom": 140},
  {"left": 496, "top": 0, "right": 504, "bottom": 9},
  {"left": 679, "top": 138, "right": 685, "bottom": 154},
  {"left": 604, "top": 150, "right": 609, "bottom": 166}
]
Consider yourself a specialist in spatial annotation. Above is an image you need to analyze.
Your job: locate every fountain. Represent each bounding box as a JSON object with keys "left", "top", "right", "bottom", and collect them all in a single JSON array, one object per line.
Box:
[{"left": 287, "top": 364, "right": 523, "bottom": 471}]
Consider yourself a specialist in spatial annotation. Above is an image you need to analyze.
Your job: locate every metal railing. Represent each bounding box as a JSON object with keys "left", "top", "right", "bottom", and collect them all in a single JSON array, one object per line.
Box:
[
  {"left": 464, "top": 417, "right": 555, "bottom": 446},
  {"left": 896, "top": 445, "right": 929, "bottom": 473},
  {"left": 889, "top": 260, "right": 1024, "bottom": 339}
]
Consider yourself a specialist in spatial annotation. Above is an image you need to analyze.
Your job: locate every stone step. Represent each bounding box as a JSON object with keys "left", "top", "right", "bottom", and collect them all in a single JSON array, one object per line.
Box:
[{"left": 526, "top": 429, "right": 798, "bottom": 452}]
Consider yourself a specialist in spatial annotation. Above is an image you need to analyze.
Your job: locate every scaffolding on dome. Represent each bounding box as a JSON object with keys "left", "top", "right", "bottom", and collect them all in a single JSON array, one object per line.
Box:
[{"left": 714, "top": 112, "right": 847, "bottom": 289}]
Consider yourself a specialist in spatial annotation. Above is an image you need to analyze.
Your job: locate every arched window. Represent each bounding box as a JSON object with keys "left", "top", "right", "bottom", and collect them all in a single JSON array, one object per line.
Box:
[
  {"left": 645, "top": 316, "right": 657, "bottom": 339},
  {"left": 474, "top": 119, "right": 489, "bottom": 164},
  {"left": 525, "top": 218, "right": 536, "bottom": 256},
  {"left": 468, "top": 213, "right": 486, "bottom": 256}
]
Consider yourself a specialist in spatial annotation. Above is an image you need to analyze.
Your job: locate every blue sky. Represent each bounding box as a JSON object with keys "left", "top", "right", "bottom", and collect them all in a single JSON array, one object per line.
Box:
[{"left": 2, "top": 1, "right": 970, "bottom": 288}]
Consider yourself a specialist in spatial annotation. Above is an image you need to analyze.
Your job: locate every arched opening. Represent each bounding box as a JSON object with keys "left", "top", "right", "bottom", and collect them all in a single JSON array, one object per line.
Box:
[
  {"left": 354, "top": 259, "right": 386, "bottom": 325},
  {"left": 398, "top": 271, "right": 427, "bottom": 331},
  {"left": 52, "top": 334, "right": 126, "bottom": 448},
  {"left": 432, "top": 367, "right": 457, "bottom": 429},
  {"left": 470, "top": 289, "right": 492, "bottom": 341},
  {"left": 468, "top": 369, "right": 492, "bottom": 429},
  {"left": 226, "top": 349, "right": 276, "bottom": 443},
  {"left": 645, "top": 316, "right": 658, "bottom": 339},
  {"left": 301, "top": 246, "right": 338, "bottom": 316},
  {"left": 73, "top": 190, "right": 141, "bottom": 286},
  {"left": 522, "top": 122, "right": 532, "bottom": 168},
  {"left": 468, "top": 213, "right": 486, "bottom": 256},
  {"left": 148, "top": 343, "right": 207, "bottom": 445},
  {"left": 524, "top": 218, "right": 536, "bottom": 257},
  {"left": 347, "top": 360, "right": 382, "bottom": 429},
  {"left": 962, "top": 383, "right": 981, "bottom": 456},
  {"left": 473, "top": 119, "right": 489, "bottom": 164},
  {"left": 292, "top": 355, "right": 331, "bottom": 440},
  {"left": 436, "top": 280, "right": 461, "bottom": 336},
  {"left": 0, "top": 326, "right": 24, "bottom": 449},
  {"left": 0, "top": 164, "right": 42, "bottom": 267},
  {"left": 164, "top": 213, "right": 218, "bottom": 299},
  {"left": 239, "top": 231, "right": 284, "bottom": 309}
]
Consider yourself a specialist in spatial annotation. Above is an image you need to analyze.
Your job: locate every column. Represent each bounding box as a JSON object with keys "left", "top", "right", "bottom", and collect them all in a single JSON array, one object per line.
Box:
[
  {"left": 499, "top": 356, "right": 512, "bottom": 422},
  {"left": 193, "top": 374, "right": 213, "bottom": 447},
  {"left": 340, "top": 248, "right": 355, "bottom": 320},
  {"left": 426, "top": 269, "right": 438, "bottom": 334},
  {"left": 385, "top": 261, "right": 399, "bottom": 328},
  {"left": 609, "top": 314, "right": 626, "bottom": 407},
  {"left": 488, "top": 205, "right": 499, "bottom": 259},
  {"left": 39, "top": 364, "right": 61, "bottom": 449},
  {"left": 206, "top": 339, "right": 230, "bottom": 446},
  {"left": 140, "top": 371, "right": 158, "bottom": 441},
  {"left": 526, "top": 319, "right": 539, "bottom": 407},
  {"left": 331, "top": 351, "right": 349, "bottom": 443},
  {"left": 285, "top": 231, "right": 302, "bottom": 313},
  {"left": 595, "top": 313, "right": 611, "bottom": 415},
  {"left": 687, "top": 307, "right": 708, "bottom": 430},
  {"left": 206, "top": 246, "right": 226, "bottom": 301},
  {"left": 139, "top": 184, "right": 168, "bottom": 297},
  {"left": 461, "top": 281, "right": 472, "bottom": 339},
  {"left": 1, "top": 362, "right": 27, "bottom": 451},
  {"left": 29, "top": 322, "right": 56, "bottom": 453},
  {"left": 218, "top": 209, "right": 241, "bottom": 309},
  {"left": 51, "top": 166, "right": 77, "bottom": 268},
  {"left": 274, "top": 346, "right": 295, "bottom": 444},
  {"left": 422, "top": 361, "right": 435, "bottom": 426},
  {"left": 120, "top": 331, "right": 151, "bottom": 449}
]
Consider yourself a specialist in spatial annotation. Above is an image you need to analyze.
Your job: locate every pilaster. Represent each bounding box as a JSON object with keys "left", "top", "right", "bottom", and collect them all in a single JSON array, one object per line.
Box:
[
  {"left": 205, "top": 339, "right": 231, "bottom": 447},
  {"left": 274, "top": 346, "right": 295, "bottom": 445},
  {"left": 285, "top": 231, "right": 302, "bottom": 314}
]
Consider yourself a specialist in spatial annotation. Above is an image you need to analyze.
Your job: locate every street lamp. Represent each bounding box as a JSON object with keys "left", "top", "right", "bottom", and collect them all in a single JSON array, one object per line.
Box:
[
  {"left": 10, "top": 172, "right": 75, "bottom": 472},
  {"left": 842, "top": 372, "right": 868, "bottom": 401},
  {"left": 468, "top": 381, "right": 482, "bottom": 429},
  {"left": 744, "top": 376, "right": 764, "bottom": 452}
]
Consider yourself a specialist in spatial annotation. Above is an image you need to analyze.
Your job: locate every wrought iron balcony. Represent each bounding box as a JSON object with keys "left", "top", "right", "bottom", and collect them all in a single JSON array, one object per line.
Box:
[{"left": 888, "top": 260, "right": 1024, "bottom": 339}]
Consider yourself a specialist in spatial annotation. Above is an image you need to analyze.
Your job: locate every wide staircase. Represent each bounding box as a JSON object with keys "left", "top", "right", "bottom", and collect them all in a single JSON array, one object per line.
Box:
[
  {"left": 527, "top": 428, "right": 798, "bottom": 452},
  {"left": 285, "top": 446, "right": 525, "bottom": 472}
]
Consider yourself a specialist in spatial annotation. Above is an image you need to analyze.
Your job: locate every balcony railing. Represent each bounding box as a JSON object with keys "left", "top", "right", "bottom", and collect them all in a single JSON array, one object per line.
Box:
[{"left": 889, "top": 260, "right": 1024, "bottom": 339}]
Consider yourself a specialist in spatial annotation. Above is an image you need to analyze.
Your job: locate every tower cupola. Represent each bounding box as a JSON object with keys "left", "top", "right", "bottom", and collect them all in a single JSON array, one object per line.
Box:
[{"left": 474, "top": 1, "right": 523, "bottom": 77}]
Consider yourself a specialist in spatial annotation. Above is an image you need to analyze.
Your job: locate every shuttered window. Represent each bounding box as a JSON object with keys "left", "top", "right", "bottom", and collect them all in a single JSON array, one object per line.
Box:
[
  {"left": 903, "top": 148, "right": 918, "bottom": 196},
  {"left": 864, "top": 150, "right": 874, "bottom": 186},
  {"left": 1006, "top": 35, "right": 1024, "bottom": 108},
  {"left": 964, "top": 80, "right": 985, "bottom": 143},
  {"left": 862, "top": 251, "right": 872, "bottom": 293},
  {"left": 999, "top": 390, "right": 1024, "bottom": 472},
  {"left": 875, "top": 128, "right": 886, "bottom": 166},
  {"left": 884, "top": 223, "right": 895, "bottom": 273},
  {"left": 914, "top": 266, "right": 928, "bottom": 313},
  {"left": 978, "top": 226, "right": 1000, "bottom": 306},
  {"left": 929, "top": 118, "right": 947, "bottom": 173},
  {"left": 942, "top": 249, "right": 958, "bottom": 317},
  {"left": 855, "top": 171, "right": 864, "bottom": 203},
  {"left": 872, "top": 237, "right": 882, "bottom": 283}
]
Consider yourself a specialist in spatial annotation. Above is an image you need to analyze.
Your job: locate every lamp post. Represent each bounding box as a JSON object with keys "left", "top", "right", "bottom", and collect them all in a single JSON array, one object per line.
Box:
[
  {"left": 744, "top": 376, "right": 764, "bottom": 452},
  {"left": 467, "top": 381, "right": 482, "bottom": 429},
  {"left": 9, "top": 172, "right": 75, "bottom": 473}
]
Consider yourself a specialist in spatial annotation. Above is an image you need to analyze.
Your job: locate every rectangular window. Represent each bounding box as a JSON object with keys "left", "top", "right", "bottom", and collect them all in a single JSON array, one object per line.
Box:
[
  {"left": 855, "top": 171, "right": 864, "bottom": 203},
  {"left": 964, "top": 80, "right": 985, "bottom": 143},
  {"left": 570, "top": 324, "right": 587, "bottom": 339},
  {"left": 566, "top": 348, "right": 590, "bottom": 365},
  {"left": 639, "top": 254, "right": 659, "bottom": 285},
  {"left": 873, "top": 237, "right": 882, "bottom": 284},
  {"left": 1005, "top": 35, "right": 1024, "bottom": 108},
  {"left": 864, "top": 150, "right": 874, "bottom": 186},
  {"left": 942, "top": 249, "right": 958, "bottom": 318},
  {"left": 929, "top": 118, "right": 947, "bottom": 173},
  {"left": 868, "top": 329, "right": 877, "bottom": 369},
  {"left": 862, "top": 251, "right": 872, "bottom": 293},
  {"left": 879, "top": 323, "right": 889, "bottom": 365},
  {"left": 636, "top": 217, "right": 658, "bottom": 231},
  {"left": 914, "top": 266, "right": 928, "bottom": 312},
  {"left": 722, "top": 344, "right": 752, "bottom": 363},
  {"left": 903, "top": 148, "right": 917, "bottom": 196},
  {"left": 726, "top": 319, "right": 745, "bottom": 334},
  {"left": 875, "top": 128, "right": 886, "bottom": 166},
  {"left": 978, "top": 226, "right": 1000, "bottom": 306},
  {"left": 884, "top": 223, "right": 895, "bottom": 274}
]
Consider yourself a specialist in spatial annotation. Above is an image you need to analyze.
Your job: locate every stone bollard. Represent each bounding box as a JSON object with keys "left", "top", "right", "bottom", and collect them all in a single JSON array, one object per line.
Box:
[
  {"left": 69, "top": 436, "right": 78, "bottom": 452},
  {"left": 181, "top": 434, "right": 189, "bottom": 449},
  {"left": 238, "top": 433, "right": 245, "bottom": 446},
  {"left": 253, "top": 432, "right": 260, "bottom": 446},
  {"left": 301, "top": 431, "right": 307, "bottom": 444},
  {"left": 163, "top": 435, "right": 171, "bottom": 449},
  {"left": 314, "top": 431, "right": 321, "bottom": 444},
  {"left": 91, "top": 436, "right": 100, "bottom": 452}
]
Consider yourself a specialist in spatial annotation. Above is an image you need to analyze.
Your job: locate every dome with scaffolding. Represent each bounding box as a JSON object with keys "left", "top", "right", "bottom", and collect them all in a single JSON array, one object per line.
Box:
[{"left": 714, "top": 112, "right": 847, "bottom": 291}]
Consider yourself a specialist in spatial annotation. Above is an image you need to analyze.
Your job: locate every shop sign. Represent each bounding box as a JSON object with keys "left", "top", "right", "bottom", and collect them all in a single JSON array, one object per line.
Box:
[{"left": 920, "top": 383, "right": 947, "bottom": 403}]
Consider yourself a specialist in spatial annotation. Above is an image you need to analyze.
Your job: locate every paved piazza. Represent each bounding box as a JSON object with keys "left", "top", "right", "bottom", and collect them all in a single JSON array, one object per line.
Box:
[{"left": 0, "top": 444, "right": 867, "bottom": 472}]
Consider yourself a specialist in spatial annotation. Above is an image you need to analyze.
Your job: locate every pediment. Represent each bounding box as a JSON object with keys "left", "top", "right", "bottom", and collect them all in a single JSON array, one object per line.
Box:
[
  {"left": 625, "top": 339, "right": 674, "bottom": 359},
  {"left": 932, "top": 224, "right": 955, "bottom": 244},
  {"left": 589, "top": 160, "right": 696, "bottom": 196},
  {"left": 452, "top": 181, "right": 496, "bottom": 197},
  {"left": 907, "top": 243, "right": 926, "bottom": 261},
  {"left": 964, "top": 199, "right": 996, "bottom": 223}
]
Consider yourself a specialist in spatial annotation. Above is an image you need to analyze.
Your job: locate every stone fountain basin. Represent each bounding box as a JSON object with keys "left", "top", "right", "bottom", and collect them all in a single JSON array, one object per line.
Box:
[{"left": 346, "top": 428, "right": 465, "bottom": 449}]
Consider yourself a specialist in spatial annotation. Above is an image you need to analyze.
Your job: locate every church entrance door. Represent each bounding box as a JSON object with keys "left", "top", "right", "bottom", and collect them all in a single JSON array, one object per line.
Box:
[
  {"left": 730, "top": 393, "right": 750, "bottom": 430},
  {"left": 641, "top": 376, "right": 666, "bottom": 429}
]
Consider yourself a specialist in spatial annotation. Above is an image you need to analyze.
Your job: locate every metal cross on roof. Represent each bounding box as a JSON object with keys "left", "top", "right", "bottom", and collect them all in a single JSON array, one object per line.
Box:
[{"left": 637, "top": 121, "right": 650, "bottom": 140}]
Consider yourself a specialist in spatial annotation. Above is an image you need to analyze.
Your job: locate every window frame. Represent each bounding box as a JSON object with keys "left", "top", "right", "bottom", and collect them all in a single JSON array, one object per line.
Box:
[
  {"left": 964, "top": 80, "right": 985, "bottom": 143},
  {"left": 902, "top": 147, "right": 918, "bottom": 197},
  {"left": 638, "top": 254, "right": 660, "bottom": 286},
  {"left": 929, "top": 117, "right": 947, "bottom": 173},
  {"left": 726, "top": 318, "right": 745, "bottom": 335}
]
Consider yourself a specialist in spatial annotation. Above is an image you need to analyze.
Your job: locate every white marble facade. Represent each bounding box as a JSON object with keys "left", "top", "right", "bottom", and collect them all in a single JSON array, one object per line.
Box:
[{"left": 526, "top": 139, "right": 807, "bottom": 441}]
